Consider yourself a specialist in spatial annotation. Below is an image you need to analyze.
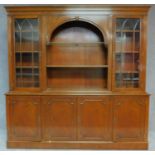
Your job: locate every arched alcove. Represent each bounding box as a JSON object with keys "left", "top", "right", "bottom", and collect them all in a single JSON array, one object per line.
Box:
[
  {"left": 46, "top": 20, "right": 108, "bottom": 90},
  {"left": 49, "top": 20, "right": 105, "bottom": 43},
  {"left": 47, "top": 20, "right": 107, "bottom": 65}
]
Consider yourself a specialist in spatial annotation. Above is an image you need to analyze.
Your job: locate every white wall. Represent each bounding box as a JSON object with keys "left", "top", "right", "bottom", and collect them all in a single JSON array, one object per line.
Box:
[
  {"left": 0, "top": 5, "right": 8, "bottom": 134},
  {"left": 147, "top": 5, "right": 155, "bottom": 133}
]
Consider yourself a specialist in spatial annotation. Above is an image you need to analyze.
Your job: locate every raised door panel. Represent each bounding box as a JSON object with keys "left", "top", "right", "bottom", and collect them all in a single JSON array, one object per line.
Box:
[
  {"left": 113, "top": 96, "right": 148, "bottom": 141},
  {"left": 42, "top": 96, "right": 76, "bottom": 141},
  {"left": 78, "top": 96, "right": 112, "bottom": 141},
  {"left": 8, "top": 96, "right": 41, "bottom": 141}
]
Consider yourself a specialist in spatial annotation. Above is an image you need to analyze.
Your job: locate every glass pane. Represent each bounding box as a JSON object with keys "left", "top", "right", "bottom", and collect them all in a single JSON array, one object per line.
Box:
[
  {"left": 116, "top": 18, "right": 140, "bottom": 31},
  {"left": 115, "top": 18, "right": 140, "bottom": 88},
  {"left": 135, "top": 32, "right": 140, "bottom": 51},
  {"left": 116, "top": 32, "right": 134, "bottom": 52},
  {"left": 14, "top": 18, "right": 40, "bottom": 88}
]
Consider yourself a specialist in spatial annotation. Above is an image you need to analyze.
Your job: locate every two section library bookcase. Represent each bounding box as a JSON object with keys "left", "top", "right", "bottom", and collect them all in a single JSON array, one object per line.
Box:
[{"left": 5, "top": 5, "right": 150, "bottom": 149}]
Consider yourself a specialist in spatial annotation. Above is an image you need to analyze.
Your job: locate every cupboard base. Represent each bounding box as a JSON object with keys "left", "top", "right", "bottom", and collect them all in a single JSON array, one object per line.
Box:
[{"left": 7, "top": 141, "right": 148, "bottom": 150}]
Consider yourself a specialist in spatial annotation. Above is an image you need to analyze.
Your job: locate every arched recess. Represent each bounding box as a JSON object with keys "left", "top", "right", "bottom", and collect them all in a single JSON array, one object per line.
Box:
[
  {"left": 46, "top": 19, "right": 108, "bottom": 90},
  {"left": 47, "top": 18, "right": 108, "bottom": 45},
  {"left": 46, "top": 19, "right": 108, "bottom": 65}
]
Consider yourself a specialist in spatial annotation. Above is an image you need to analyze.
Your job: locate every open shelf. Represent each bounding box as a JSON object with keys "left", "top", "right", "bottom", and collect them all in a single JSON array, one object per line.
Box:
[
  {"left": 46, "top": 65, "right": 108, "bottom": 68},
  {"left": 47, "top": 68, "right": 108, "bottom": 90},
  {"left": 45, "top": 87, "right": 108, "bottom": 93},
  {"left": 46, "top": 20, "right": 108, "bottom": 91},
  {"left": 46, "top": 41, "right": 106, "bottom": 46}
]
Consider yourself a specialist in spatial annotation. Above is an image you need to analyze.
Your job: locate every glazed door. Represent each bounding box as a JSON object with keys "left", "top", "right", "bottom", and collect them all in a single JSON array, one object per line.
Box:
[
  {"left": 113, "top": 17, "right": 146, "bottom": 90},
  {"left": 78, "top": 96, "right": 112, "bottom": 141},
  {"left": 8, "top": 96, "right": 41, "bottom": 141},
  {"left": 42, "top": 96, "right": 76, "bottom": 141},
  {"left": 13, "top": 17, "right": 40, "bottom": 90},
  {"left": 113, "top": 96, "right": 148, "bottom": 141}
]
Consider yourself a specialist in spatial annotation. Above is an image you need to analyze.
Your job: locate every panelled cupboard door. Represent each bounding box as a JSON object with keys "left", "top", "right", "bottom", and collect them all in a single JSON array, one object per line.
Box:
[
  {"left": 7, "top": 96, "right": 41, "bottom": 141},
  {"left": 78, "top": 96, "right": 112, "bottom": 141},
  {"left": 42, "top": 96, "right": 76, "bottom": 141},
  {"left": 113, "top": 96, "right": 148, "bottom": 141}
]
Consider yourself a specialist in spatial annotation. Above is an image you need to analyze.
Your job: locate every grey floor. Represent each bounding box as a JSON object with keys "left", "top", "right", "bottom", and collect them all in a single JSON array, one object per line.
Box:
[{"left": 0, "top": 129, "right": 154, "bottom": 150}]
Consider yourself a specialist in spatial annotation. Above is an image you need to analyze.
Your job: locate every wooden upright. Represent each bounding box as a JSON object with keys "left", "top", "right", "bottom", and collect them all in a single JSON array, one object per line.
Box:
[{"left": 5, "top": 5, "right": 150, "bottom": 149}]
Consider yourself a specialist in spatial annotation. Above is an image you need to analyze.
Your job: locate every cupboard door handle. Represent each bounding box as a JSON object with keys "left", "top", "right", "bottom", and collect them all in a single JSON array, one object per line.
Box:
[
  {"left": 33, "top": 102, "right": 38, "bottom": 105},
  {"left": 80, "top": 102, "right": 83, "bottom": 105},
  {"left": 70, "top": 102, "right": 74, "bottom": 105}
]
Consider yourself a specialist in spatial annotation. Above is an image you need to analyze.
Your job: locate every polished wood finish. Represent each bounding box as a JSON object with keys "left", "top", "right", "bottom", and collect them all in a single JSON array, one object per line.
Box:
[
  {"left": 42, "top": 96, "right": 76, "bottom": 141},
  {"left": 5, "top": 5, "right": 150, "bottom": 150},
  {"left": 7, "top": 96, "right": 41, "bottom": 141},
  {"left": 78, "top": 96, "right": 112, "bottom": 141},
  {"left": 7, "top": 141, "right": 148, "bottom": 150},
  {"left": 113, "top": 96, "right": 149, "bottom": 141}
]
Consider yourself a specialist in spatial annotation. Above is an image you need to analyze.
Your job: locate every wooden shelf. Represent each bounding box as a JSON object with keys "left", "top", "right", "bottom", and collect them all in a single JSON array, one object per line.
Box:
[
  {"left": 123, "top": 78, "right": 139, "bottom": 81},
  {"left": 46, "top": 42, "right": 106, "bottom": 46},
  {"left": 15, "top": 30, "right": 39, "bottom": 33},
  {"left": 15, "top": 51, "right": 39, "bottom": 53},
  {"left": 16, "top": 66, "right": 39, "bottom": 69},
  {"left": 46, "top": 65, "right": 108, "bottom": 68},
  {"left": 45, "top": 88, "right": 108, "bottom": 92},
  {"left": 115, "top": 51, "right": 139, "bottom": 54},
  {"left": 116, "top": 71, "right": 139, "bottom": 74},
  {"left": 16, "top": 73, "right": 39, "bottom": 76},
  {"left": 116, "top": 30, "right": 140, "bottom": 32}
]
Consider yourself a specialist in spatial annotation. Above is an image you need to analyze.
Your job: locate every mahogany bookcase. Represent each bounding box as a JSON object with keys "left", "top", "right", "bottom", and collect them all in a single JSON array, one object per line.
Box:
[{"left": 5, "top": 5, "right": 150, "bottom": 149}]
